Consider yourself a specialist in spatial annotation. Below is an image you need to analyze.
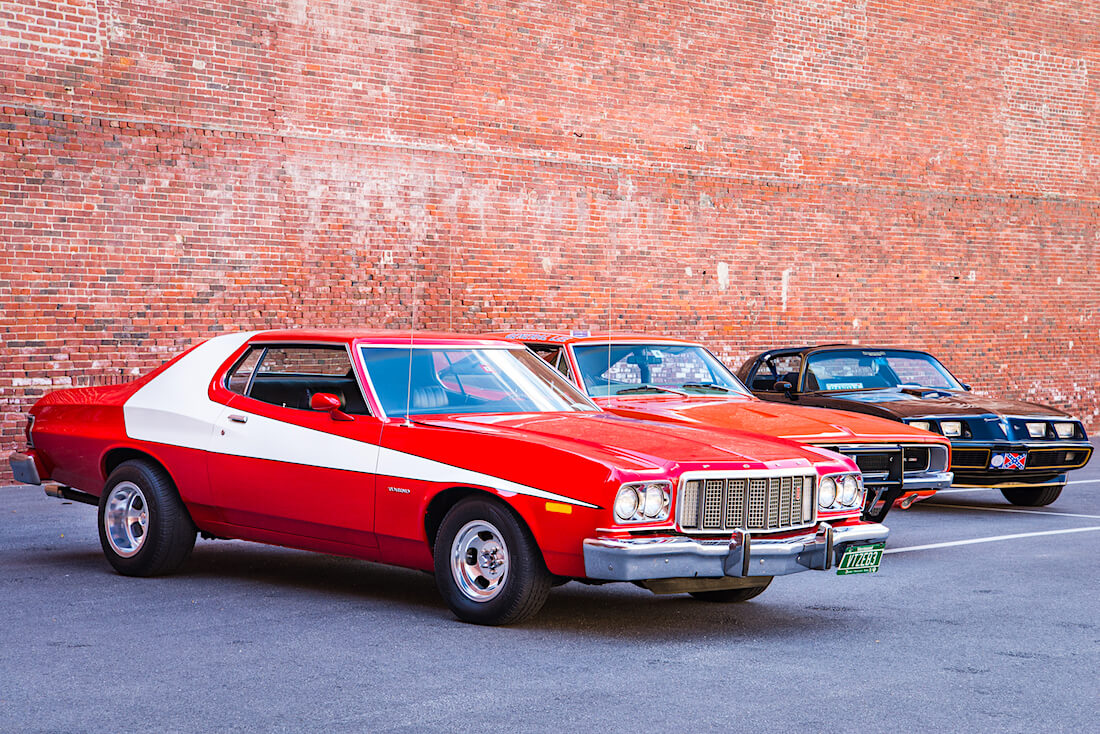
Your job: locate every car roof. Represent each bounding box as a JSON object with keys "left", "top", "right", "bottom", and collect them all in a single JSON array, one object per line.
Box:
[
  {"left": 243, "top": 329, "right": 518, "bottom": 348},
  {"left": 488, "top": 330, "right": 701, "bottom": 347},
  {"left": 750, "top": 344, "right": 936, "bottom": 358}
]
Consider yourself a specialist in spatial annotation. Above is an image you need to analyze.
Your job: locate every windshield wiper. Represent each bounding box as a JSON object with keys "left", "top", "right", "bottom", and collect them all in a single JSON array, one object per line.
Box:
[
  {"left": 613, "top": 385, "right": 684, "bottom": 396},
  {"left": 680, "top": 382, "right": 731, "bottom": 393}
]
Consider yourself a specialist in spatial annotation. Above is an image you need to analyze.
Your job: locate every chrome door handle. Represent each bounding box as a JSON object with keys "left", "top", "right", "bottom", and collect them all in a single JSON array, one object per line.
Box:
[{"left": 228, "top": 414, "right": 248, "bottom": 424}]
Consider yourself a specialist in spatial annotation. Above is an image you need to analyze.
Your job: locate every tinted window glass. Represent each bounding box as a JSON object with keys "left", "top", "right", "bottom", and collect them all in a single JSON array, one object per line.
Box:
[
  {"left": 259, "top": 347, "right": 351, "bottom": 376},
  {"left": 359, "top": 346, "right": 597, "bottom": 416},
  {"left": 572, "top": 344, "right": 751, "bottom": 397},
  {"left": 805, "top": 349, "right": 962, "bottom": 391},
  {"left": 226, "top": 348, "right": 263, "bottom": 395},
  {"left": 525, "top": 343, "right": 571, "bottom": 379},
  {"left": 752, "top": 354, "right": 803, "bottom": 391},
  {"left": 246, "top": 345, "right": 370, "bottom": 414}
]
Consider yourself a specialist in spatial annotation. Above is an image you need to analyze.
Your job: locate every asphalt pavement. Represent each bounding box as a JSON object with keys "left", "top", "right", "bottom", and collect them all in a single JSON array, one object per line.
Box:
[{"left": 2, "top": 460, "right": 1098, "bottom": 733}]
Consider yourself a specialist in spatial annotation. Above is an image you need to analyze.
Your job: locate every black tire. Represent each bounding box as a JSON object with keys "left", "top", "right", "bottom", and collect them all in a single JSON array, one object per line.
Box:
[
  {"left": 434, "top": 497, "right": 551, "bottom": 625},
  {"left": 1000, "top": 484, "right": 1064, "bottom": 507},
  {"left": 97, "top": 460, "right": 196, "bottom": 576},
  {"left": 689, "top": 578, "right": 772, "bottom": 603}
]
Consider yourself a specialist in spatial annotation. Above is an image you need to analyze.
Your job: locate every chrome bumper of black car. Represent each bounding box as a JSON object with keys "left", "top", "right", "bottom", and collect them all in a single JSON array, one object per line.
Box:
[{"left": 582, "top": 521, "right": 889, "bottom": 581}]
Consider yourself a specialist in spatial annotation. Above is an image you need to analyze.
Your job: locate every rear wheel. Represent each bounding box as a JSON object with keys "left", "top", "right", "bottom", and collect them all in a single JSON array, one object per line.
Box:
[
  {"left": 1000, "top": 484, "right": 1064, "bottom": 507},
  {"left": 98, "top": 460, "right": 196, "bottom": 576},
  {"left": 689, "top": 578, "right": 772, "bottom": 603},
  {"left": 434, "top": 497, "right": 551, "bottom": 625}
]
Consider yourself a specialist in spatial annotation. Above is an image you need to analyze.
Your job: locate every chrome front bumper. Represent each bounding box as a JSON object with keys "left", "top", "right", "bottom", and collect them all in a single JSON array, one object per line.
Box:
[
  {"left": 8, "top": 452, "right": 42, "bottom": 486},
  {"left": 583, "top": 522, "right": 889, "bottom": 581},
  {"left": 902, "top": 470, "right": 954, "bottom": 491}
]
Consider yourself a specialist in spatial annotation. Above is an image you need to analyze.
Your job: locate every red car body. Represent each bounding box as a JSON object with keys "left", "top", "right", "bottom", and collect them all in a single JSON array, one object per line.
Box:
[
  {"left": 492, "top": 332, "right": 954, "bottom": 520},
  {"left": 10, "top": 330, "right": 888, "bottom": 624}
]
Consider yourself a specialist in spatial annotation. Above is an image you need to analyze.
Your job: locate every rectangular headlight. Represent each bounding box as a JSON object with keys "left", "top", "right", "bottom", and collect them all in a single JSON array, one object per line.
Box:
[
  {"left": 940, "top": 420, "right": 963, "bottom": 437},
  {"left": 1025, "top": 422, "right": 1047, "bottom": 438},
  {"left": 1054, "top": 422, "right": 1076, "bottom": 439},
  {"left": 908, "top": 420, "right": 931, "bottom": 432}
]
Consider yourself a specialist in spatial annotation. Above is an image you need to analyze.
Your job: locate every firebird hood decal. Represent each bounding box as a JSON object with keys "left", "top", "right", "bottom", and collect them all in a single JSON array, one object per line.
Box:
[
  {"left": 813, "top": 388, "right": 1073, "bottom": 419},
  {"left": 122, "top": 332, "right": 598, "bottom": 509}
]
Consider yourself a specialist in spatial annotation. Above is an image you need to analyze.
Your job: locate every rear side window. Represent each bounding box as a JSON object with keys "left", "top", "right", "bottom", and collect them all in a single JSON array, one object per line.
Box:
[
  {"left": 227, "top": 344, "right": 371, "bottom": 415},
  {"left": 525, "top": 343, "right": 572, "bottom": 380},
  {"left": 258, "top": 347, "right": 351, "bottom": 376},
  {"left": 226, "top": 348, "right": 263, "bottom": 395},
  {"left": 752, "top": 354, "right": 803, "bottom": 391}
]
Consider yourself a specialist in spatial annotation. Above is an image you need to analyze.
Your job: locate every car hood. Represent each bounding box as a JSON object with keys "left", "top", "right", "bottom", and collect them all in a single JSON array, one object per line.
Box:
[
  {"left": 414, "top": 412, "right": 841, "bottom": 471},
  {"left": 593, "top": 395, "right": 948, "bottom": 445},
  {"left": 810, "top": 388, "right": 1073, "bottom": 420}
]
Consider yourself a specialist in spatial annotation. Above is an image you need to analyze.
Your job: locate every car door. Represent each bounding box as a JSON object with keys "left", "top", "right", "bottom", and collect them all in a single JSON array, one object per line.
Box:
[{"left": 207, "top": 342, "right": 382, "bottom": 549}]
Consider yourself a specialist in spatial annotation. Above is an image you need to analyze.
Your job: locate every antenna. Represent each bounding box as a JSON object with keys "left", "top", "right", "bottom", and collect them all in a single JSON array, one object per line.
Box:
[
  {"left": 404, "top": 268, "right": 417, "bottom": 428},
  {"left": 606, "top": 253, "right": 612, "bottom": 396}
]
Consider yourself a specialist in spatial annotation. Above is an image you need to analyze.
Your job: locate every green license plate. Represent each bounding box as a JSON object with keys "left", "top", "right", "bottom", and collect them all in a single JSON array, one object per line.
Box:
[{"left": 837, "top": 542, "right": 884, "bottom": 575}]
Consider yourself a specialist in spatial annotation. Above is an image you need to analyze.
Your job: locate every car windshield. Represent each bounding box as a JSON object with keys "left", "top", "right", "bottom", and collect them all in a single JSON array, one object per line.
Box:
[
  {"left": 359, "top": 345, "right": 600, "bottom": 416},
  {"left": 572, "top": 343, "right": 752, "bottom": 397},
  {"left": 804, "top": 349, "right": 964, "bottom": 392}
]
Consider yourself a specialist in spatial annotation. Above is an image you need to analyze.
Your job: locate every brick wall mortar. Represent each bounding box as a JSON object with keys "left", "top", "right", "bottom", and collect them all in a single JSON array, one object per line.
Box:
[{"left": 1, "top": 1, "right": 1098, "bottom": 482}]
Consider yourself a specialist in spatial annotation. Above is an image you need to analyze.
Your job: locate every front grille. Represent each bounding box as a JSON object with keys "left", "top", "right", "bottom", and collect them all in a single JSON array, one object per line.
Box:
[
  {"left": 951, "top": 448, "right": 990, "bottom": 469},
  {"left": 853, "top": 453, "right": 892, "bottom": 474},
  {"left": 678, "top": 474, "right": 815, "bottom": 533},
  {"left": 821, "top": 446, "right": 902, "bottom": 478},
  {"left": 1026, "top": 448, "right": 1092, "bottom": 470},
  {"left": 903, "top": 447, "right": 930, "bottom": 473}
]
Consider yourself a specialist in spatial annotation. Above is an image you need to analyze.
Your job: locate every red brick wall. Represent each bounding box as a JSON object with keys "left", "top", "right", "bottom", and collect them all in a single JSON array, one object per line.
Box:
[{"left": 2, "top": 1, "right": 1097, "bottom": 480}]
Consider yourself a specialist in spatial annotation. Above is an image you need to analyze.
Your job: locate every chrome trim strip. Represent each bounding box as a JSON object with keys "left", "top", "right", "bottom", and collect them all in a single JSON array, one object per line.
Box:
[
  {"left": 896, "top": 470, "right": 953, "bottom": 491},
  {"left": 356, "top": 342, "right": 525, "bottom": 350},
  {"left": 679, "top": 467, "right": 815, "bottom": 480}
]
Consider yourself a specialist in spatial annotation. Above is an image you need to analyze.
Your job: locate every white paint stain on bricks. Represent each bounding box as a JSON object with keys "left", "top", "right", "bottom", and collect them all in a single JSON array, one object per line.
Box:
[{"left": 717, "top": 262, "right": 730, "bottom": 291}]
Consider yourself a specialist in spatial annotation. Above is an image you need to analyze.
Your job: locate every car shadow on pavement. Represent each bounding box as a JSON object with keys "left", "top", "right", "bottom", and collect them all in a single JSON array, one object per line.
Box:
[
  {"left": 179, "top": 542, "right": 857, "bottom": 639},
  {"left": 26, "top": 542, "right": 861, "bottom": 639}
]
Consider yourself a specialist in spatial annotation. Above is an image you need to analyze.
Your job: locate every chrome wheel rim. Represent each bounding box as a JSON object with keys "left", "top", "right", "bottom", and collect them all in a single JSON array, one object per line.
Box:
[
  {"left": 104, "top": 481, "right": 149, "bottom": 558},
  {"left": 450, "top": 520, "right": 509, "bottom": 602}
]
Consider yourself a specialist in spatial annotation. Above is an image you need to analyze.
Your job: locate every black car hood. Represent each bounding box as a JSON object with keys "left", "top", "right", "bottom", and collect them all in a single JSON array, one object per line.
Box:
[{"left": 811, "top": 388, "right": 1073, "bottom": 420}]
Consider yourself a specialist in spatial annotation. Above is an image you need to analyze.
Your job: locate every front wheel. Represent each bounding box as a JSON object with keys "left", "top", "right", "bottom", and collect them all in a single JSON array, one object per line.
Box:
[
  {"left": 1000, "top": 484, "right": 1064, "bottom": 507},
  {"left": 434, "top": 497, "right": 551, "bottom": 625},
  {"left": 689, "top": 578, "right": 772, "bottom": 603},
  {"left": 98, "top": 460, "right": 197, "bottom": 576}
]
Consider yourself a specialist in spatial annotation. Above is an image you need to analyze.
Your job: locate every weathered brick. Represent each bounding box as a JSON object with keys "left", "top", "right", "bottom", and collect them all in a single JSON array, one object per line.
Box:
[{"left": 0, "top": 1, "right": 1097, "bottom": 482}]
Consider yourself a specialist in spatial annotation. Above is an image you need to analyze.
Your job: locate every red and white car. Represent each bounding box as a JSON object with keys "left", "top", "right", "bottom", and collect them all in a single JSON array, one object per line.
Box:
[
  {"left": 492, "top": 331, "right": 954, "bottom": 520},
  {"left": 9, "top": 330, "right": 889, "bottom": 624}
]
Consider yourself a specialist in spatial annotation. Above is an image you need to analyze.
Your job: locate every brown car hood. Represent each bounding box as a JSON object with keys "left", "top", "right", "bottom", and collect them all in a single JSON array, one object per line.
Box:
[{"left": 804, "top": 388, "right": 1073, "bottom": 420}]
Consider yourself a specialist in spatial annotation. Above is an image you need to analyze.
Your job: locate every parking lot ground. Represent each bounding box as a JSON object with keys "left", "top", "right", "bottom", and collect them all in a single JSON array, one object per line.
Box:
[{"left": 2, "top": 458, "right": 1098, "bottom": 733}]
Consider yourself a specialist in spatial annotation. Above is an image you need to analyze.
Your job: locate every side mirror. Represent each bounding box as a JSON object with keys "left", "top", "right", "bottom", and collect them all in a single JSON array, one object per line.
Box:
[
  {"left": 774, "top": 380, "right": 795, "bottom": 397},
  {"left": 310, "top": 392, "right": 354, "bottom": 421},
  {"left": 961, "top": 383, "right": 972, "bottom": 391}
]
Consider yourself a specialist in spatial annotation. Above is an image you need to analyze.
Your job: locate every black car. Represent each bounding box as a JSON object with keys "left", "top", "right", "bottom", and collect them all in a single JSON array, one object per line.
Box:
[{"left": 737, "top": 345, "right": 1093, "bottom": 507}]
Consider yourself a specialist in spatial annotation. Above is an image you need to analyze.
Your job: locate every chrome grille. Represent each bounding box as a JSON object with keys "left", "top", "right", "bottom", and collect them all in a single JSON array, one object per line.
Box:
[
  {"left": 748, "top": 479, "right": 766, "bottom": 527},
  {"left": 702, "top": 479, "right": 724, "bottom": 529},
  {"left": 678, "top": 474, "right": 815, "bottom": 533},
  {"left": 679, "top": 479, "right": 700, "bottom": 526}
]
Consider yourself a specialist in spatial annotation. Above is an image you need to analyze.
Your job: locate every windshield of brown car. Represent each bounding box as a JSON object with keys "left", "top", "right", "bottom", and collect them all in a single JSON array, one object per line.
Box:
[{"left": 804, "top": 349, "right": 963, "bottom": 392}]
